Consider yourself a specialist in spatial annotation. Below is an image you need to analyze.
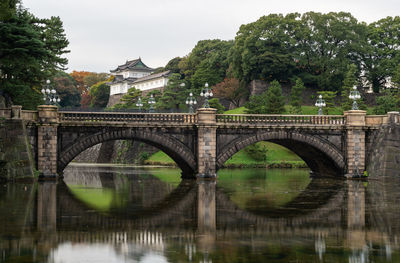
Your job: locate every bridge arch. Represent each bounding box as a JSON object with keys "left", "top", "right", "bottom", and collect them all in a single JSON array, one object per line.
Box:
[
  {"left": 216, "top": 131, "right": 345, "bottom": 176},
  {"left": 58, "top": 128, "right": 196, "bottom": 177}
]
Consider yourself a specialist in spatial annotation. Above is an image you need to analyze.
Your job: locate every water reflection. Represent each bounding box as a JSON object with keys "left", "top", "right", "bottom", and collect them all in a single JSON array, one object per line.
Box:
[{"left": 0, "top": 166, "right": 399, "bottom": 262}]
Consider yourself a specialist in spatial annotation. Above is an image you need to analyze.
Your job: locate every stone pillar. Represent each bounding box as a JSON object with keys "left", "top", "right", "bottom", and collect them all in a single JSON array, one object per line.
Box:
[
  {"left": 387, "top": 111, "right": 400, "bottom": 124},
  {"left": 196, "top": 108, "right": 217, "bottom": 178},
  {"left": 37, "top": 105, "right": 59, "bottom": 177},
  {"left": 345, "top": 110, "right": 366, "bottom": 177},
  {"left": 11, "top": 105, "right": 22, "bottom": 119}
]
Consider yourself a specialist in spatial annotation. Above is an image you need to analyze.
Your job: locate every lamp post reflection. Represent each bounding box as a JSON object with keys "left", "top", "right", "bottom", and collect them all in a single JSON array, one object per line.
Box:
[{"left": 346, "top": 180, "right": 368, "bottom": 263}]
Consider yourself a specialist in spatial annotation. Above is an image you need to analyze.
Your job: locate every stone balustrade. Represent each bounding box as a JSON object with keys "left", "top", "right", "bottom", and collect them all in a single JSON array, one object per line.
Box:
[
  {"left": 217, "top": 114, "right": 346, "bottom": 125},
  {"left": 58, "top": 111, "right": 198, "bottom": 124}
]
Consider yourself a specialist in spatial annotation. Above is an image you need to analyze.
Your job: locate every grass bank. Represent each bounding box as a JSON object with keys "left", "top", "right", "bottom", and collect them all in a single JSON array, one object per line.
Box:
[{"left": 145, "top": 142, "right": 307, "bottom": 168}]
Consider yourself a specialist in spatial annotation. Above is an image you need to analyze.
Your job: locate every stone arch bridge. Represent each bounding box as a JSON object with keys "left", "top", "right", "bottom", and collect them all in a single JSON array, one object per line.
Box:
[{"left": 3, "top": 105, "right": 400, "bottom": 178}]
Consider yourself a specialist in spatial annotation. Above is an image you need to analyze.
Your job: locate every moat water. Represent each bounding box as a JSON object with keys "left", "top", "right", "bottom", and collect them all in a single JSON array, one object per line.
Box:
[{"left": 0, "top": 165, "right": 399, "bottom": 262}]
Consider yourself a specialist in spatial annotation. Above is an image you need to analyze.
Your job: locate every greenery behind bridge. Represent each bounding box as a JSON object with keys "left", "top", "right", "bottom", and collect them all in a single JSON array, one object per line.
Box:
[{"left": 1, "top": 1, "right": 400, "bottom": 113}]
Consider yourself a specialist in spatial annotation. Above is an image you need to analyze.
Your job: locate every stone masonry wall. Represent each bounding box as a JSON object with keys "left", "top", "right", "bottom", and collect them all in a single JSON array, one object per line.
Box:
[
  {"left": 73, "top": 140, "right": 159, "bottom": 164},
  {"left": 367, "top": 123, "right": 400, "bottom": 178},
  {"left": 346, "top": 129, "right": 366, "bottom": 176},
  {"left": 0, "top": 119, "right": 35, "bottom": 181}
]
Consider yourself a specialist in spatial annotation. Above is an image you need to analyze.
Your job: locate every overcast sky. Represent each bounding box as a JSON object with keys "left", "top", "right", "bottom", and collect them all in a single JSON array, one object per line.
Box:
[{"left": 23, "top": 0, "right": 400, "bottom": 73}]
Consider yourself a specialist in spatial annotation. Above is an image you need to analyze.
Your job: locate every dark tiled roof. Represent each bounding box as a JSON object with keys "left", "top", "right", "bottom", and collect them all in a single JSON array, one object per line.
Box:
[
  {"left": 110, "top": 57, "right": 154, "bottom": 73},
  {"left": 133, "top": 70, "right": 171, "bottom": 84},
  {"left": 108, "top": 76, "right": 138, "bottom": 85}
]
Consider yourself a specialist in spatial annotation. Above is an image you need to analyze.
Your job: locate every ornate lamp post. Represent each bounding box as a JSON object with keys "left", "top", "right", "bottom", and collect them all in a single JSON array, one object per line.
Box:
[
  {"left": 200, "top": 82, "right": 213, "bottom": 108},
  {"left": 136, "top": 97, "right": 143, "bottom": 112},
  {"left": 315, "top": 95, "right": 326, "bottom": 115},
  {"left": 349, "top": 85, "right": 361, "bottom": 110},
  {"left": 41, "top": 80, "right": 60, "bottom": 106},
  {"left": 148, "top": 94, "right": 156, "bottom": 113},
  {"left": 185, "top": 92, "right": 197, "bottom": 113}
]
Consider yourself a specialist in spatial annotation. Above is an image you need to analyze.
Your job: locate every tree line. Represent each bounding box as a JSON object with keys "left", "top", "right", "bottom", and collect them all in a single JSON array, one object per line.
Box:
[{"left": 121, "top": 12, "right": 400, "bottom": 113}]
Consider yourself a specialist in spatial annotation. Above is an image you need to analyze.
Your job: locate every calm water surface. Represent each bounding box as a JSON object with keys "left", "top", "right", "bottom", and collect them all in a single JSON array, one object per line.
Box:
[{"left": 0, "top": 164, "right": 399, "bottom": 262}]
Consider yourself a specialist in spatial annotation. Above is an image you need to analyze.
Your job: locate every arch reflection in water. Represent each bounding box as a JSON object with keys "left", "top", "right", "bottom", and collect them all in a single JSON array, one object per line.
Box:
[{"left": 0, "top": 166, "right": 400, "bottom": 262}]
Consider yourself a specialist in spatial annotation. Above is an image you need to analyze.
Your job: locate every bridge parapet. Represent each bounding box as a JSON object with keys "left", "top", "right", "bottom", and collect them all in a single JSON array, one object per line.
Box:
[
  {"left": 0, "top": 108, "right": 11, "bottom": 119},
  {"left": 217, "top": 114, "right": 346, "bottom": 126},
  {"left": 365, "top": 115, "right": 387, "bottom": 126},
  {"left": 58, "top": 111, "right": 197, "bottom": 125}
]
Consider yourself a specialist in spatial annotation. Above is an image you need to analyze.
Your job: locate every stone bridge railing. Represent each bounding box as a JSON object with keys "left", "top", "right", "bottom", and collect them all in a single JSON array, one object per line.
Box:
[
  {"left": 217, "top": 114, "right": 346, "bottom": 125},
  {"left": 58, "top": 111, "right": 198, "bottom": 124},
  {"left": 0, "top": 107, "right": 392, "bottom": 128}
]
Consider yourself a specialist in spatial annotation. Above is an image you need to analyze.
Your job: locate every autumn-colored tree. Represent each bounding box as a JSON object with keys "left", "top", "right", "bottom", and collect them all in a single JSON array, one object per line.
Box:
[
  {"left": 69, "top": 71, "right": 91, "bottom": 94},
  {"left": 80, "top": 91, "right": 92, "bottom": 108},
  {"left": 213, "top": 78, "right": 248, "bottom": 108},
  {"left": 83, "top": 72, "right": 109, "bottom": 87}
]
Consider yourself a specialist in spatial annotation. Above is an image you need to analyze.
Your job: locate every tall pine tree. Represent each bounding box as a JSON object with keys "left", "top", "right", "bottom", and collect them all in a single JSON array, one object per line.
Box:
[
  {"left": 245, "top": 80, "right": 285, "bottom": 114},
  {"left": 156, "top": 73, "right": 187, "bottom": 111},
  {"left": 0, "top": 3, "right": 69, "bottom": 109},
  {"left": 341, "top": 64, "right": 358, "bottom": 111},
  {"left": 290, "top": 78, "right": 305, "bottom": 113}
]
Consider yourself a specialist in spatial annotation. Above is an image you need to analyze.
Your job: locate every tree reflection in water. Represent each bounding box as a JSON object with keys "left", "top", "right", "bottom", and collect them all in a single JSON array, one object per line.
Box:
[{"left": 0, "top": 165, "right": 399, "bottom": 262}]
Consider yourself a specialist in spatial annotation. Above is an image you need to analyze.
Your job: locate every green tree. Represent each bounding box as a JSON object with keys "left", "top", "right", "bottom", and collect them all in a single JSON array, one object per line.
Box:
[
  {"left": 362, "top": 16, "right": 400, "bottom": 93},
  {"left": 245, "top": 80, "right": 285, "bottom": 114},
  {"left": 265, "top": 80, "right": 285, "bottom": 114},
  {"left": 245, "top": 143, "right": 268, "bottom": 162},
  {"left": 0, "top": 10, "right": 49, "bottom": 109},
  {"left": 374, "top": 90, "right": 399, "bottom": 114},
  {"left": 230, "top": 13, "right": 300, "bottom": 83},
  {"left": 341, "top": 64, "right": 358, "bottom": 111},
  {"left": 392, "top": 64, "right": 400, "bottom": 87},
  {"left": 165, "top": 57, "right": 182, "bottom": 74},
  {"left": 142, "top": 90, "right": 161, "bottom": 111},
  {"left": 290, "top": 78, "right": 305, "bottom": 112},
  {"left": 0, "top": 5, "right": 69, "bottom": 109},
  {"left": 89, "top": 81, "right": 110, "bottom": 108},
  {"left": 53, "top": 71, "right": 80, "bottom": 108},
  {"left": 208, "top": 98, "right": 225, "bottom": 113},
  {"left": 0, "top": 0, "right": 20, "bottom": 20},
  {"left": 295, "top": 12, "right": 363, "bottom": 91},
  {"left": 179, "top": 39, "right": 233, "bottom": 91},
  {"left": 114, "top": 87, "right": 141, "bottom": 109},
  {"left": 156, "top": 73, "right": 187, "bottom": 111},
  {"left": 34, "top": 15, "right": 70, "bottom": 74}
]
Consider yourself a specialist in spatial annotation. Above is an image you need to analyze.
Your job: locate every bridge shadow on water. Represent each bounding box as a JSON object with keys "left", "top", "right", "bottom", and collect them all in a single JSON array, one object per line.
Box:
[{"left": 1, "top": 165, "right": 400, "bottom": 262}]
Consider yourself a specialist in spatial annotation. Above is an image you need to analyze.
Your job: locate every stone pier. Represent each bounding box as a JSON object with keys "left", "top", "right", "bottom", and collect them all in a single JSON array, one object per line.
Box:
[
  {"left": 196, "top": 108, "right": 217, "bottom": 178},
  {"left": 37, "top": 105, "right": 58, "bottom": 177},
  {"left": 345, "top": 110, "right": 366, "bottom": 177}
]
